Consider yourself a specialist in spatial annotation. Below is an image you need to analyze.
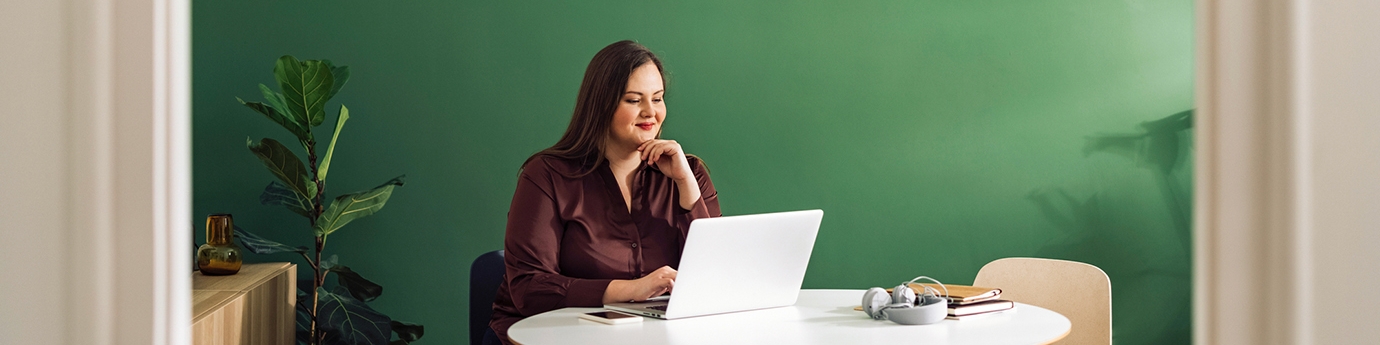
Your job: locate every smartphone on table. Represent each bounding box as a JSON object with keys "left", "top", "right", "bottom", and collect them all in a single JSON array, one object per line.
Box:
[{"left": 579, "top": 311, "right": 643, "bottom": 325}]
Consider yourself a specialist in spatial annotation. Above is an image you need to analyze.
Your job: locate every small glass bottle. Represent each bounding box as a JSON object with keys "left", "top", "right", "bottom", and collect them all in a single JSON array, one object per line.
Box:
[{"left": 196, "top": 214, "right": 242, "bottom": 275}]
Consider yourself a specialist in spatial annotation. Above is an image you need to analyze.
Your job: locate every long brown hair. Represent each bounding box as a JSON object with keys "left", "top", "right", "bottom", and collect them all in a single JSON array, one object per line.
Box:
[{"left": 523, "top": 40, "right": 665, "bottom": 177}]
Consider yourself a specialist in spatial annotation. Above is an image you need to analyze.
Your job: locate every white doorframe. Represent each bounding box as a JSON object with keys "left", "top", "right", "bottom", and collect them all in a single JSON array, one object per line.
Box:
[
  {"left": 67, "top": 0, "right": 191, "bottom": 344},
  {"left": 1196, "top": 0, "right": 1380, "bottom": 344},
  {"left": 1194, "top": 0, "right": 1307, "bottom": 343}
]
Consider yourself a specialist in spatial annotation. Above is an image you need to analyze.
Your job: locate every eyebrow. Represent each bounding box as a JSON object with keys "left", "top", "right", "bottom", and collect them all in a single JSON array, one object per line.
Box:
[{"left": 624, "top": 90, "right": 665, "bottom": 96}]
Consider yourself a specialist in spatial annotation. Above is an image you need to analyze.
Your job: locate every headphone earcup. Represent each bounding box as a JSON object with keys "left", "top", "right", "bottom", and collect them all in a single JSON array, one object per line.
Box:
[
  {"left": 861, "top": 287, "right": 891, "bottom": 319},
  {"left": 891, "top": 284, "right": 917, "bottom": 306}
]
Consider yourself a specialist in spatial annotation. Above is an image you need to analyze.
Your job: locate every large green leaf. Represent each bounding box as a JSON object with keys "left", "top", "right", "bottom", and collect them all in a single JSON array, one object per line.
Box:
[
  {"left": 260, "top": 181, "right": 313, "bottom": 218},
  {"left": 274, "top": 55, "right": 334, "bottom": 127},
  {"left": 322, "top": 59, "right": 351, "bottom": 102},
  {"left": 247, "top": 138, "right": 316, "bottom": 201},
  {"left": 233, "top": 226, "right": 306, "bottom": 254},
  {"left": 317, "top": 287, "right": 391, "bottom": 345},
  {"left": 330, "top": 265, "right": 383, "bottom": 302},
  {"left": 318, "top": 105, "right": 350, "bottom": 182},
  {"left": 313, "top": 176, "right": 406, "bottom": 237},
  {"left": 238, "top": 97, "right": 311, "bottom": 142},
  {"left": 258, "top": 83, "right": 297, "bottom": 123}
]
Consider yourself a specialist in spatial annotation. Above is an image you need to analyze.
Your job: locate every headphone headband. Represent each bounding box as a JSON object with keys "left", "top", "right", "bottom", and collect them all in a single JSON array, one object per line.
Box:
[{"left": 904, "top": 275, "right": 949, "bottom": 299}]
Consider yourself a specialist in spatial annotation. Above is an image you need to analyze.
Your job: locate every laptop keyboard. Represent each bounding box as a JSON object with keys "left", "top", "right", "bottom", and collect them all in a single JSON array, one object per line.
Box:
[{"left": 647, "top": 305, "right": 668, "bottom": 311}]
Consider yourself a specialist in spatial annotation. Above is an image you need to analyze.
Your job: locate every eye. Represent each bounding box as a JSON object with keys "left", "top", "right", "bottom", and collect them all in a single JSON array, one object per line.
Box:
[
  {"left": 652, "top": 98, "right": 663, "bottom": 103},
  {"left": 625, "top": 98, "right": 641, "bottom": 104}
]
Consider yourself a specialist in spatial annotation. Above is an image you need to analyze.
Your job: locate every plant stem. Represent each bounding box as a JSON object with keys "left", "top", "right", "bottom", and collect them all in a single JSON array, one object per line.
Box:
[
  {"left": 306, "top": 140, "right": 326, "bottom": 345},
  {"left": 313, "top": 236, "right": 323, "bottom": 344}
]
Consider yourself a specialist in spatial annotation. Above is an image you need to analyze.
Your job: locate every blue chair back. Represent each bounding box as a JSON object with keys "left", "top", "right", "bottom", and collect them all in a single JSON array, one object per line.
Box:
[{"left": 469, "top": 250, "right": 505, "bottom": 345}]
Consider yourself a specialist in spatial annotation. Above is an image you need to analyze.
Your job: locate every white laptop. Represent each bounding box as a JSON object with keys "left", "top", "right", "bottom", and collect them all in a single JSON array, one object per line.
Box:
[{"left": 604, "top": 209, "right": 823, "bottom": 319}]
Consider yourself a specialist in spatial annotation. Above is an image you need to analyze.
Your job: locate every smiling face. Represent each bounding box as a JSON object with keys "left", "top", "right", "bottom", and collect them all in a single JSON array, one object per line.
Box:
[{"left": 606, "top": 62, "right": 666, "bottom": 151}]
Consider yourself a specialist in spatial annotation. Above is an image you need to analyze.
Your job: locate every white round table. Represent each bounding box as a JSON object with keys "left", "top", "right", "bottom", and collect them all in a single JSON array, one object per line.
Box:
[{"left": 509, "top": 289, "right": 1071, "bottom": 345}]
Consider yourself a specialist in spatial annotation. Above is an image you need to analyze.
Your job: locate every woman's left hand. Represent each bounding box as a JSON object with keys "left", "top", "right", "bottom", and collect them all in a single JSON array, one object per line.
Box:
[{"left": 639, "top": 139, "right": 694, "bottom": 182}]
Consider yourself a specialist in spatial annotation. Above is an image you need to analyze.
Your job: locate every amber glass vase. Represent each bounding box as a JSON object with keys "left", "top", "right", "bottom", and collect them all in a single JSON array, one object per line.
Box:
[{"left": 196, "top": 214, "right": 242, "bottom": 275}]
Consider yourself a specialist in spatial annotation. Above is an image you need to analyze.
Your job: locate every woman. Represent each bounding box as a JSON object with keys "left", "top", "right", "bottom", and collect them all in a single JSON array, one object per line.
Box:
[{"left": 485, "top": 41, "right": 722, "bottom": 345}]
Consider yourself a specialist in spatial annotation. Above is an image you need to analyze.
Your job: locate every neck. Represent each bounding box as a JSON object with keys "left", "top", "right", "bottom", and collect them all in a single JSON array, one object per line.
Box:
[{"left": 604, "top": 141, "right": 642, "bottom": 175}]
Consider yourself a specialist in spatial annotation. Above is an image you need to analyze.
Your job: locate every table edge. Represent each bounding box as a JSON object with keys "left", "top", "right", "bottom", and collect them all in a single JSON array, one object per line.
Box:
[{"left": 509, "top": 289, "right": 1072, "bottom": 345}]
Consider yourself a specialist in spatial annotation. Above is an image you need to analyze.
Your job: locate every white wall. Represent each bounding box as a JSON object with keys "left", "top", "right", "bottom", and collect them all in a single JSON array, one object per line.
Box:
[
  {"left": 1305, "top": 1, "right": 1380, "bottom": 343},
  {"left": 0, "top": 0, "right": 71, "bottom": 342}
]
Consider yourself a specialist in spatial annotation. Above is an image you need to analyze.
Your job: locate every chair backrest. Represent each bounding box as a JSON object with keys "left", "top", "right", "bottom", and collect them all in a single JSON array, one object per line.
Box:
[
  {"left": 469, "top": 250, "right": 505, "bottom": 345},
  {"left": 973, "top": 257, "right": 1111, "bottom": 345}
]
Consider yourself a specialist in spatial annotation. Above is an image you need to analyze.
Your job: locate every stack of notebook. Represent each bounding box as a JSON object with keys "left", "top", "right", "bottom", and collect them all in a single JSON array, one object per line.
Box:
[{"left": 909, "top": 283, "right": 1015, "bottom": 320}]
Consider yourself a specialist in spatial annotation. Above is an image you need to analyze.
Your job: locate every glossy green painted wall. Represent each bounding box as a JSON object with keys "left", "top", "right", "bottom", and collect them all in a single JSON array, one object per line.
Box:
[{"left": 193, "top": 1, "right": 1193, "bottom": 343}]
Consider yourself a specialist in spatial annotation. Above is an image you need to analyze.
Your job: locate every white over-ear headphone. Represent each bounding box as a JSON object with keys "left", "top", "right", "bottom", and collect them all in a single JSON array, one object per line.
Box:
[{"left": 862, "top": 276, "right": 949, "bottom": 325}]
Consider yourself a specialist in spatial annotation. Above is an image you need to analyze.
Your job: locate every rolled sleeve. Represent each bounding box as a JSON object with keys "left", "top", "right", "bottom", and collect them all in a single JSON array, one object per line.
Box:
[{"left": 674, "top": 157, "right": 722, "bottom": 229}]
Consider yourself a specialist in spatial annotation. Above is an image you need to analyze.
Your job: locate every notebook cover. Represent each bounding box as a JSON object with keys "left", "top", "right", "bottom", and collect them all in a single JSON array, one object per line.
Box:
[
  {"left": 944, "top": 305, "right": 1016, "bottom": 320},
  {"left": 947, "top": 299, "right": 1015, "bottom": 316},
  {"left": 908, "top": 283, "right": 1003, "bottom": 304}
]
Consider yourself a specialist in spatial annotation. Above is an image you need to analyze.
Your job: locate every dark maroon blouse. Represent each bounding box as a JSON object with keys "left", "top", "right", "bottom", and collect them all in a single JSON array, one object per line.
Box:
[{"left": 489, "top": 154, "right": 721, "bottom": 340}]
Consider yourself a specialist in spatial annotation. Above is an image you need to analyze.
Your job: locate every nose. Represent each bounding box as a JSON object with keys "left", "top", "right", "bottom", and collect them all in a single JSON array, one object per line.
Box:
[{"left": 639, "top": 101, "right": 655, "bottom": 117}]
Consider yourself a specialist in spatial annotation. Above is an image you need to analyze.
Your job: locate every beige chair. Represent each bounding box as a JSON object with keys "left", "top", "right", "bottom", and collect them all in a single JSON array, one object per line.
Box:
[{"left": 973, "top": 257, "right": 1111, "bottom": 345}]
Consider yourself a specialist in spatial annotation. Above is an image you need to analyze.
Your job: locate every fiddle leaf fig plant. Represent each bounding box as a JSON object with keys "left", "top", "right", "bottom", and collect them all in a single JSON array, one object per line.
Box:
[{"left": 232, "top": 55, "right": 424, "bottom": 345}]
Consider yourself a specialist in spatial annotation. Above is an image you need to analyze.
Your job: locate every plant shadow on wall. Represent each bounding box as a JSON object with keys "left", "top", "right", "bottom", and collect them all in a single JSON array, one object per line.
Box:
[
  {"left": 1026, "top": 110, "right": 1193, "bottom": 344},
  {"left": 227, "top": 55, "right": 425, "bottom": 345}
]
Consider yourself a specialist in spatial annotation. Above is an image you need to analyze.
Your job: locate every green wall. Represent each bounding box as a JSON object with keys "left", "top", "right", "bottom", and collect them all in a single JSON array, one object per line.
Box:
[{"left": 192, "top": 0, "right": 1193, "bottom": 343}]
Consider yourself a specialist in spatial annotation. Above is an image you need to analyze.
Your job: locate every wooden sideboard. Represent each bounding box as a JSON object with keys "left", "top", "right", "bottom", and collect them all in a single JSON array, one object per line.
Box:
[{"left": 192, "top": 262, "right": 296, "bottom": 345}]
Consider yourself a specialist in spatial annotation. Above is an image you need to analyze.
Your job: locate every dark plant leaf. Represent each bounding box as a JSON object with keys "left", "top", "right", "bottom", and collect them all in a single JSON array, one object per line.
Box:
[
  {"left": 330, "top": 265, "right": 384, "bottom": 302},
  {"left": 234, "top": 225, "right": 306, "bottom": 254},
  {"left": 274, "top": 55, "right": 334, "bottom": 127},
  {"left": 1083, "top": 109, "right": 1195, "bottom": 174},
  {"left": 321, "top": 254, "right": 339, "bottom": 271},
  {"left": 296, "top": 280, "right": 316, "bottom": 344},
  {"left": 298, "top": 278, "right": 315, "bottom": 294},
  {"left": 322, "top": 59, "right": 351, "bottom": 102},
  {"left": 260, "top": 181, "right": 313, "bottom": 218},
  {"left": 390, "top": 320, "right": 424, "bottom": 343},
  {"left": 1140, "top": 109, "right": 1194, "bottom": 133},
  {"left": 247, "top": 137, "right": 317, "bottom": 203},
  {"left": 317, "top": 286, "right": 391, "bottom": 345},
  {"left": 313, "top": 176, "right": 406, "bottom": 237},
  {"left": 296, "top": 297, "right": 313, "bottom": 345}
]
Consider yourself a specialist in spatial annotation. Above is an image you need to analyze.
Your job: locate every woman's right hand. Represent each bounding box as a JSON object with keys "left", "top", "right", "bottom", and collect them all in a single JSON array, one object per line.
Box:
[{"left": 604, "top": 266, "right": 677, "bottom": 303}]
